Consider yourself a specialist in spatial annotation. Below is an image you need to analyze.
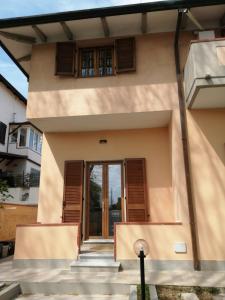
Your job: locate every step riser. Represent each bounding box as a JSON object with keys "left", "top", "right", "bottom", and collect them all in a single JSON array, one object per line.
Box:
[
  {"left": 20, "top": 282, "right": 130, "bottom": 295},
  {"left": 71, "top": 266, "right": 120, "bottom": 272},
  {"left": 79, "top": 257, "right": 114, "bottom": 261}
]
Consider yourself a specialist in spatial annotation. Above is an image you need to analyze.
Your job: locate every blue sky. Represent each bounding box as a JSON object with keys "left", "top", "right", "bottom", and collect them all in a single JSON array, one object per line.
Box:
[{"left": 0, "top": 0, "right": 151, "bottom": 97}]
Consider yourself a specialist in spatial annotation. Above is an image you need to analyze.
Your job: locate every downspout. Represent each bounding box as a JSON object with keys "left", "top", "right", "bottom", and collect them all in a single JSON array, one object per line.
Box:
[{"left": 174, "top": 9, "right": 200, "bottom": 271}]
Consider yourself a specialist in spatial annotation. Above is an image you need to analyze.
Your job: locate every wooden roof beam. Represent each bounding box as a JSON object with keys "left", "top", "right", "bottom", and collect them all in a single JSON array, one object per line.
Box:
[
  {"left": 141, "top": 12, "right": 147, "bottom": 34},
  {"left": 60, "top": 21, "right": 73, "bottom": 40},
  {"left": 32, "top": 25, "right": 47, "bottom": 42},
  {"left": 17, "top": 54, "right": 31, "bottom": 62},
  {"left": 0, "top": 31, "right": 36, "bottom": 44},
  {"left": 101, "top": 17, "right": 110, "bottom": 37}
]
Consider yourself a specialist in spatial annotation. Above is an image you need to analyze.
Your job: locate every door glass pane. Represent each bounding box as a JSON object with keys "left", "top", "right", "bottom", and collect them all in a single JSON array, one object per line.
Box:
[
  {"left": 89, "top": 164, "right": 103, "bottom": 236},
  {"left": 108, "top": 164, "right": 122, "bottom": 236}
]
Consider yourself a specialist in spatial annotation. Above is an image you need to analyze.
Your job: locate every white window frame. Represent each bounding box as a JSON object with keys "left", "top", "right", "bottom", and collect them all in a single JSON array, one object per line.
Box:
[{"left": 28, "top": 127, "right": 42, "bottom": 154}]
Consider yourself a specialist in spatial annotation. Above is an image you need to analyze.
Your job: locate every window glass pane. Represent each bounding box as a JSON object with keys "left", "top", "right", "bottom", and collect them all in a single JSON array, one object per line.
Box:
[
  {"left": 80, "top": 49, "right": 95, "bottom": 77},
  {"left": 29, "top": 129, "right": 34, "bottom": 149},
  {"left": 19, "top": 128, "right": 27, "bottom": 147},
  {"left": 98, "top": 48, "right": 113, "bottom": 76},
  {"left": 34, "top": 132, "right": 38, "bottom": 151},
  {"left": 37, "top": 135, "right": 42, "bottom": 153},
  {"left": 11, "top": 131, "right": 18, "bottom": 143}
]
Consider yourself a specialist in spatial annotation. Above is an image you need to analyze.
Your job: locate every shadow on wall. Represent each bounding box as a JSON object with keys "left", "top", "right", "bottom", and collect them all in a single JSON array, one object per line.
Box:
[
  {"left": 30, "top": 33, "right": 184, "bottom": 92},
  {"left": 188, "top": 109, "right": 225, "bottom": 261}
]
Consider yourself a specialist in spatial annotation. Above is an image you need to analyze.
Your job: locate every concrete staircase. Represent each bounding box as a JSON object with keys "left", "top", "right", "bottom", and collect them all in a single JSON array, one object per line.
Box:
[{"left": 70, "top": 240, "right": 121, "bottom": 272}]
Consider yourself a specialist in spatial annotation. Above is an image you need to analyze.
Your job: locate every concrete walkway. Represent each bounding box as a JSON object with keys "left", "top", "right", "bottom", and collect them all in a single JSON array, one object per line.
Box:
[
  {"left": 16, "top": 295, "right": 129, "bottom": 300},
  {"left": 1, "top": 257, "right": 225, "bottom": 288}
]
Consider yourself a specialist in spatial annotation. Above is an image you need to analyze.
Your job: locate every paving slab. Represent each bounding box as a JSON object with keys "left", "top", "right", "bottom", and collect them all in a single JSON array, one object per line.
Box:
[
  {"left": 2, "top": 258, "right": 225, "bottom": 288},
  {"left": 16, "top": 295, "right": 128, "bottom": 300},
  {"left": 181, "top": 293, "right": 199, "bottom": 300},
  {"left": 213, "top": 295, "right": 225, "bottom": 300}
]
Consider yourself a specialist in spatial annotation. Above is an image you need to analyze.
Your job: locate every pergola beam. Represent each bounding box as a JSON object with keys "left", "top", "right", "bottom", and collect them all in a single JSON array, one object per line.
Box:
[
  {"left": 0, "top": 31, "right": 36, "bottom": 44},
  {"left": 60, "top": 21, "right": 73, "bottom": 40},
  {"left": 17, "top": 54, "right": 31, "bottom": 62},
  {"left": 141, "top": 12, "right": 147, "bottom": 34},
  {"left": 101, "top": 17, "right": 110, "bottom": 37},
  {"left": 32, "top": 25, "right": 47, "bottom": 42}
]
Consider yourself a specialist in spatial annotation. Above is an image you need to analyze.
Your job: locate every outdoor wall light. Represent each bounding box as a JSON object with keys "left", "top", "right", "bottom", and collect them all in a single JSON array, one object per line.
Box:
[
  {"left": 99, "top": 139, "right": 107, "bottom": 144},
  {"left": 133, "top": 239, "right": 149, "bottom": 300},
  {"left": 133, "top": 239, "right": 149, "bottom": 257}
]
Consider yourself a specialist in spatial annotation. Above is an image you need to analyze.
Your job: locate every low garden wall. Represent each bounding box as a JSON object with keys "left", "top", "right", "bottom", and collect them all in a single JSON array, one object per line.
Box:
[{"left": 13, "top": 223, "right": 80, "bottom": 267}]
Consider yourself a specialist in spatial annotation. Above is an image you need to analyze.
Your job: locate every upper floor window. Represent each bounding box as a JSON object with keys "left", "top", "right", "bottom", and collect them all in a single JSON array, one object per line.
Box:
[
  {"left": 79, "top": 47, "right": 113, "bottom": 78},
  {"left": 0, "top": 121, "right": 7, "bottom": 145},
  {"left": 10, "top": 125, "right": 42, "bottom": 154},
  {"left": 55, "top": 37, "right": 135, "bottom": 77},
  {"left": 29, "top": 128, "right": 42, "bottom": 154}
]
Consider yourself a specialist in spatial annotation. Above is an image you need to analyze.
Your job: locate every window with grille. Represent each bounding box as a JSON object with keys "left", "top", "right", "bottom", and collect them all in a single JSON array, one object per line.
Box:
[
  {"left": 0, "top": 122, "right": 7, "bottom": 145},
  {"left": 79, "top": 47, "right": 113, "bottom": 78}
]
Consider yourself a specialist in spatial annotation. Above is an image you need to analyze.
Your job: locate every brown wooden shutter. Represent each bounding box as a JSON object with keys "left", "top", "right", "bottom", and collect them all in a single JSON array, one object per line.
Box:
[
  {"left": 125, "top": 158, "right": 148, "bottom": 222},
  {"left": 115, "top": 37, "right": 136, "bottom": 73},
  {"left": 63, "top": 160, "right": 84, "bottom": 223},
  {"left": 55, "top": 42, "right": 76, "bottom": 75}
]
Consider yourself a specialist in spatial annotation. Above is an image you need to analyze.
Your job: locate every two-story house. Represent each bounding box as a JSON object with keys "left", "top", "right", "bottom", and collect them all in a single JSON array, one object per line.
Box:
[
  {"left": 0, "top": 0, "right": 224, "bottom": 271},
  {"left": 0, "top": 73, "right": 42, "bottom": 204}
]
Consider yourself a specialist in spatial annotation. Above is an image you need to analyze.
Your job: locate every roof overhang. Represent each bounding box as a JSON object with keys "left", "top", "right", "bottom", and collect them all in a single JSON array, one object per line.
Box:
[{"left": 0, "top": 0, "right": 225, "bottom": 77}]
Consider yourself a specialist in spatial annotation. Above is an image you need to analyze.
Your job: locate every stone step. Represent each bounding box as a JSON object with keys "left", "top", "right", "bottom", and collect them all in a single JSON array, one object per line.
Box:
[
  {"left": 80, "top": 244, "right": 114, "bottom": 252},
  {"left": 70, "top": 260, "right": 121, "bottom": 272},
  {"left": 83, "top": 239, "right": 114, "bottom": 244},
  {"left": 79, "top": 252, "right": 114, "bottom": 260},
  {"left": 20, "top": 281, "right": 130, "bottom": 295}
]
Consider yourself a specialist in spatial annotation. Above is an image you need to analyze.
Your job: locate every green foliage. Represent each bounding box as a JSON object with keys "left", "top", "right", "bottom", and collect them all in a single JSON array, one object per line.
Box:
[
  {"left": 0, "top": 179, "right": 13, "bottom": 201},
  {"left": 137, "top": 284, "right": 150, "bottom": 300}
]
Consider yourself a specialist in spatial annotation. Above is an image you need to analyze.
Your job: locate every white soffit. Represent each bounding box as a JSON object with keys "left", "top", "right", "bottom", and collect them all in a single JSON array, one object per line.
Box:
[
  {"left": 191, "top": 86, "right": 225, "bottom": 109},
  {"left": 67, "top": 18, "right": 104, "bottom": 40},
  {"left": 149, "top": 10, "right": 177, "bottom": 33},
  {"left": 30, "top": 110, "right": 172, "bottom": 133},
  {"left": 107, "top": 13, "right": 141, "bottom": 36}
]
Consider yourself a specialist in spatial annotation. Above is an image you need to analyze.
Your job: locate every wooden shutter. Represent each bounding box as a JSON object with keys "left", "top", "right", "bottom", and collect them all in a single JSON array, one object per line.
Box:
[
  {"left": 55, "top": 42, "right": 76, "bottom": 75},
  {"left": 63, "top": 160, "right": 84, "bottom": 223},
  {"left": 0, "top": 121, "right": 7, "bottom": 145},
  {"left": 115, "top": 37, "right": 136, "bottom": 73},
  {"left": 125, "top": 158, "right": 148, "bottom": 222}
]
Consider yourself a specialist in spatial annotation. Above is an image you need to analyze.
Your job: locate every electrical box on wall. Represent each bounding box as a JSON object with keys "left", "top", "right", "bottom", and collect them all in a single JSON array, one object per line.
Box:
[
  {"left": 198, "top": 30, "right": 215, "bottom": 40},
  {"left": 174, "top": 242, "right": 187, "bottom": 253}
]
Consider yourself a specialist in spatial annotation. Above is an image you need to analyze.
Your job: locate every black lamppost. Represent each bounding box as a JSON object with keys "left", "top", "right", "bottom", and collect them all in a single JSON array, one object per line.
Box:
[{"left": 134, "top": 239, "right": 149, "bottom": 300}]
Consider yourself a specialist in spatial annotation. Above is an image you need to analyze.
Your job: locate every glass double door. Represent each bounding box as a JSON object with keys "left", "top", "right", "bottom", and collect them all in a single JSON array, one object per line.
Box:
[{"left": 87, "top": 161, "right": 123, "bottom": 239}]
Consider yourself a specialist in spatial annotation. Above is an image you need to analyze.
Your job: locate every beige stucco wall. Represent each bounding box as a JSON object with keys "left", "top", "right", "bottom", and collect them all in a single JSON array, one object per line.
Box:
[
  {"left": 187, "top": 109, "right": 225, "bottom": 260},
  {"left": 27, "top": 33, "right": 186, "bottom": 120},
  {"left": 37, "top": 128, "right": 175, "bottom": 224},
  {"left": 116, "top": 224, "right": 192, "bottom": 260},
  {"left": 14, "top": 224, "right": 79, "bottom": 259}
]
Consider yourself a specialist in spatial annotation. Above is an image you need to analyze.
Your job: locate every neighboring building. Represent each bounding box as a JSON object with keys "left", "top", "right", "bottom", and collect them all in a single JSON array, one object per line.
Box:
[
  {"left": 0, "top": 0, "right": 224, "bottom": 271},
  {"left": 0, "top": 74, "right": 42, "bottom": 204}
]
